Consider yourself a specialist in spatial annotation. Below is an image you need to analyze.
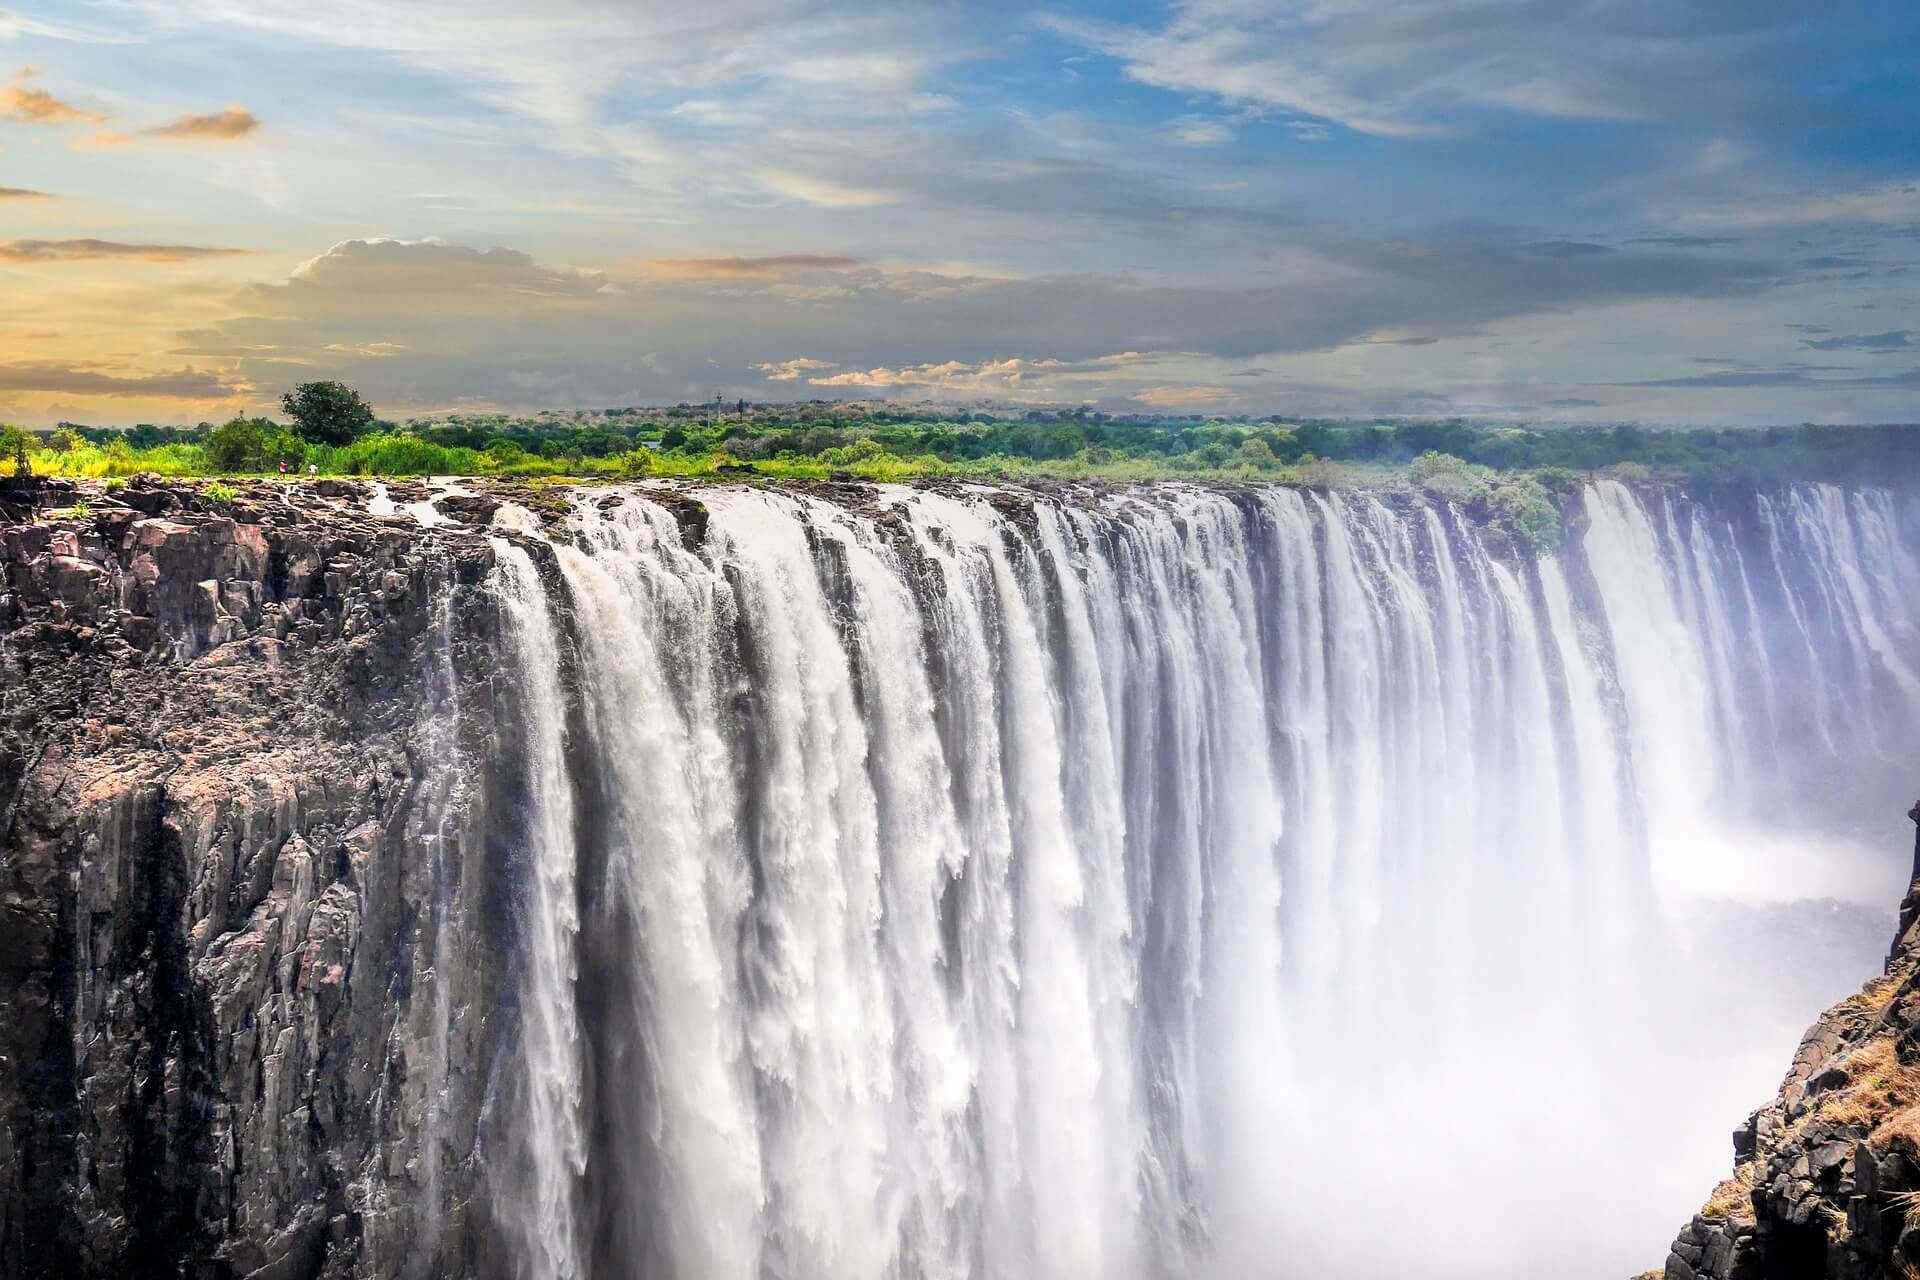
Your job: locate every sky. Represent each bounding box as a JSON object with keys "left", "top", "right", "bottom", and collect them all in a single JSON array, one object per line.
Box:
[{"left": 0, "top": 0, "right": 1917, "bottom": 428}]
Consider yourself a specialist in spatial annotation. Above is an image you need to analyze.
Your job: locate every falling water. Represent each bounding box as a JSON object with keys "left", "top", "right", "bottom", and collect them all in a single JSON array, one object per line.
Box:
[{"left": 481, "top": 478, "right": 1919, "bottom": 1280}]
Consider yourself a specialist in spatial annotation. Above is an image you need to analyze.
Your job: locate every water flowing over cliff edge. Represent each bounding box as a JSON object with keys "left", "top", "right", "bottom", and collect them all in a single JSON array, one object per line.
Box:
[{"left": 1, "top": 474, "right": 1915, "bottom": 1280}]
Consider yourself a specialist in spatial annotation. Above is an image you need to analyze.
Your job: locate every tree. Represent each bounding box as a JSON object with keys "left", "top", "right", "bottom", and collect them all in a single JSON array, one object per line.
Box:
[
  {"left": 0, "top": 425, "right": 34, "bottom": 477},
  {"left": 205, "top": 417, "right": 306, "bottom": 472},
  {"left": 48, "top": 428, "right": 83, "bottom": 454},
  {"left": 281, "top": 381, "right": 376, "bottom": 446}
]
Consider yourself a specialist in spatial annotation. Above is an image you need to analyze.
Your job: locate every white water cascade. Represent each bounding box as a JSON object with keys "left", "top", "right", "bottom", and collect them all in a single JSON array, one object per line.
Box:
[{"left": 481, "top": 478, "right": 1920, "bottom": 1280}]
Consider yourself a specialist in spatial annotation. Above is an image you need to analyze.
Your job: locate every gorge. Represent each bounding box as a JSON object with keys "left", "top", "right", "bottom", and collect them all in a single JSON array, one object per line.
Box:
[{"left": 1, "top": 472, "right": 1916, "bottom": 1279}]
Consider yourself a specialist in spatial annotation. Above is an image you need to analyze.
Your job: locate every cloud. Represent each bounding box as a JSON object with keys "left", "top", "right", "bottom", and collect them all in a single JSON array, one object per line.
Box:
[
  {"left": 1047, "top": 1, "right": 1880, "bottom": 139},
  {"left": 756, "top": 170, "right": 900, "bottom": 208},
  {"left": 1613, "top": 365, "right": 1920, "bottom": 389},
  {"left": 1800, "top": 330, "right": 1911, "bottom": 353},
  {"left": 145, "top": 105, "right": 260, "bottom": 140},
  {"left": 0, "top": 238, "right": 251, "bottom": 262},
  {"left": 162, "top": 233, "right": 1781, "bottom": 415},
  {"left": 1628, "top": 235, "right": 1740, "bottom": 248},
  {"left": 1526, "top": 240, "right": 1614, "bottom": 258},
  {"left": 754, "top": 357, "right": 836, "bottom": 380},
  {"left": 806, "top": 357, "right": 1069, "bottom": 391},
  {"left": 278, "top": 237, "right": 607, "bottom": 297},
  {"left": 1168, "top": 115, "right": 1232, "bottom": 147},
  {"left": 0, "top": 186, "right": 52, "bottom": 199},
  {"left": 640, "top": 255, "right": 861, "bottom": 280},
  {"left": 1546, "top": 398, "right": 1603, "bottom": 408},
  {"left": 1132, "top": 385, "right": 1236, "bottom": 407},
  {"left": 71, "top": 130, "right": 138, "bottom": 149},
  {"left": 0, "top": 71, "right": 106, "bottom": 126},
  {"left": 1661, "top": 180, "right": 1920, "bottom": 231},
  {"left": 0, "top": 362, "right": 241, "bottom": 397}
]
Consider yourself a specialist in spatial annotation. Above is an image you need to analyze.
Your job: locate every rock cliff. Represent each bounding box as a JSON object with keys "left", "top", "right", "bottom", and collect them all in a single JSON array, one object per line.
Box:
[
  {"left": 1657, "top": 803, "right": 1920, "bottom": 1280},
  {"left": 0, "top": 475, "right": 519, "bottom": 1279}
]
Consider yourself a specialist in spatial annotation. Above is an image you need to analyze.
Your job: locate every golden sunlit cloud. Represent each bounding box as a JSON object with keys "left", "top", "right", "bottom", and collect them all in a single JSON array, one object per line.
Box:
[
  {"left": 71, "top": 130, "right": 138, "bottom": 150},
  {"left": 0, "top": 238, "right": 252, "bottom": 263},
  {"left": 146, "top": 105, "right": 261, "bottom": 140},
  {"left": 754, "top": 357, "right": 836, "bottom": 380},
  {"left": 638, "top": 254, "right": 862, "bottom": 280},
  {"left": 1131, "top": 384, "right": 1237, "bottom": 406},
  {"left": 808, "top": 357, "right": 1067, "bottom": 390},
  {"left": 1, "top": 70, "right": 106, "bottom": 126},
  {"left": 0, "top": 361, "right": 243, "bottom": 397}
]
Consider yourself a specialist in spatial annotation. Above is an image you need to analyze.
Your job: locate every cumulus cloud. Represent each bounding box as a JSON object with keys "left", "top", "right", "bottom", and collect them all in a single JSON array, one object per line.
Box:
[
  {"left": 278, "top": 238, "right": 607, "bottom": 297},
  {"left": 1, "top": 70, "right": 105, "bottom": 125},
  {"left": 0, "top": 238, "right": 250, "bottom": 262},
  {"left": 146, "top": 105, "right": 260, "bottom": 140},
  {"left": 806, "top": 358, "right": 1068, "bottom": 391},
  {"left": 159, "top": 233, "right": 1779, "bottom": 414},
  {"left": 755, "top": 357, "right": 836, "bottom": 380}
]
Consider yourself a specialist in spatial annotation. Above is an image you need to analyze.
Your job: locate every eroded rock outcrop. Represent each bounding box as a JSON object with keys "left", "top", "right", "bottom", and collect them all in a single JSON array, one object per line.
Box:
[
  {"left": 0, "top": 476, "right": 519, "bottom": 1279},
  {"left": 1658, "top": 803, "right": 1920, "bottom": 1280}
]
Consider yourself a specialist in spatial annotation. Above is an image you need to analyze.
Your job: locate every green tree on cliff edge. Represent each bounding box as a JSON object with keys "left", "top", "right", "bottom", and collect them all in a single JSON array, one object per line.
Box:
[
  {"left": 0, "top": 425, "right": 33, "bottom": 477},
  {"left": 281, "top": 381, "right": 376, "bottom": 447}
]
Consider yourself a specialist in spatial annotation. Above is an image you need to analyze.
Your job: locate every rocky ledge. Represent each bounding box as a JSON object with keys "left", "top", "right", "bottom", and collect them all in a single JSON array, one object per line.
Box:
[
  {"left": 1653, "top": 803, "right": 1920, "bottom": 1280},
  {"left": 0, "top": 474, "right": 518, "bottom": 1279}
]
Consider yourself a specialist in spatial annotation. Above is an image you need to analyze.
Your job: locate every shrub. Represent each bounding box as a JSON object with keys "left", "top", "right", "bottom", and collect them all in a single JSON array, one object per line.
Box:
[
  {"left": 1238, "top": 438, "right": 1280, "bottom": 470},
  {"left": 48, "top": 428, "right": 83, "bottom": 453},
  {"left": 1409, "top": 450, "right": 1493, "bottom": 504},
  {"left": 204, "top": 481, "right": 238, "bottom": 504},
  {"left": 204, "top": 417, "right": 306, "bottom": 472},
  {"left": 1489, "top": 476, "right": 1562, "bottom": 551}
]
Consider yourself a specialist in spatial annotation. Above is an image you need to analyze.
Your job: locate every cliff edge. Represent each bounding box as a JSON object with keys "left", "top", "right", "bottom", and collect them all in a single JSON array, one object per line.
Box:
[
  {"left": 1656, "top": 803, "right": 1920, "bottom": 1279},
  {"left": 0, "top": 475, "right": 515, "bottom": 1279}
]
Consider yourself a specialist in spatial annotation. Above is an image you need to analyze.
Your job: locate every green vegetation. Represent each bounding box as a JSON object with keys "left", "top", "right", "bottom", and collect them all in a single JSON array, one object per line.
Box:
[
  {"left": 5, "top": 386, "right": 1916, "bottom": 553},
  {"left": 203, "top": 481, "right": 237, "bottom": 505},
  {"left": 281, "top": 380, "right": 379, "bottom": 446}
]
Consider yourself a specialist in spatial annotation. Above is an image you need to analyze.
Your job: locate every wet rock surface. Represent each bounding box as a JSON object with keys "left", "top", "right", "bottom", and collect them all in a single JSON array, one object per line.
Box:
[
  {"left": 0, "top": 476, "right": 516, "bottom": 1279},
  {"left": 1656, "top": 803, "right": 1920, "bottom": 1280}
]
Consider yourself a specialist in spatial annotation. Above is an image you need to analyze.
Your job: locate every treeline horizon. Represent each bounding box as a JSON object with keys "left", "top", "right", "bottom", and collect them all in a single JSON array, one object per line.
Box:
[{"left": 2, "top": 385, "right": 1915, "bottom": 504}]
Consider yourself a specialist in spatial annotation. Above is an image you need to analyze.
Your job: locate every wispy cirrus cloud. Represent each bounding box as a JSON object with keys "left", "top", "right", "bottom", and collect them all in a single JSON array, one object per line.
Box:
[
  {"left": 0, "top": 238, "right": 251, "bottom": 263},
  {"left": 1132, "top": 384, "right": 1235, "bottom": 407},
  {"left": 641, "top": 255, "right": 861, "bottom": 280},
  {"left": 1049, "top": 1, "right": 1915, "bottom": 140},
  {"left": 145, "top": 105, "right": 260, "bottom": 140},
  {"left": 1799, "top": 331, "right": 1911, "bottom": 353}
]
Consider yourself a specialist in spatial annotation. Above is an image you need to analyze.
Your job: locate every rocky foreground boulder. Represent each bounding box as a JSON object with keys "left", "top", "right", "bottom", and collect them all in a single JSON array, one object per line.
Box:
[
  {"left": 1653, "top": 803, "right": 1920, "bottom": 1279},
  {"left": 0, "top": 475, "right": 520, "bottom": 1278}
]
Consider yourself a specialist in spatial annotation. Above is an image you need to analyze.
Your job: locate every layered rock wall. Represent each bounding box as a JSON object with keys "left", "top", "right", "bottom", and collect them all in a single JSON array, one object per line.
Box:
[
  {"left": 1659, "top": 804, "right": 1920, "bottom": 1280},
  {"left": 0, "top": 476, "right": 515, "bottom": 1279}
]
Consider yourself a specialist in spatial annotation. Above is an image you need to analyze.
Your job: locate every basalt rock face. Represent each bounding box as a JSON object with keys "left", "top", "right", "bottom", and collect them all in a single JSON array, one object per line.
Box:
[
  {"left": 0, "top": 476, "right": 520, "bottom": 1279},
  {"left": 1659, "top": 804, "right": 1920, "bottom": 1280}
]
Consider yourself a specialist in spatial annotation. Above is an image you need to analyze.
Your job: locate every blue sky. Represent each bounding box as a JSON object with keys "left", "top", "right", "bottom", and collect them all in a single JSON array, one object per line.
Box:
[{"left": 0, "top": 0, "right": 1916, "bottom": 425}]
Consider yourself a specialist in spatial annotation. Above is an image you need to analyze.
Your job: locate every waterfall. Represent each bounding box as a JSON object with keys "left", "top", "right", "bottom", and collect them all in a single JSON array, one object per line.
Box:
[{"left": 483, "top": 479, "right": 1919, "bottom": 1280}]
